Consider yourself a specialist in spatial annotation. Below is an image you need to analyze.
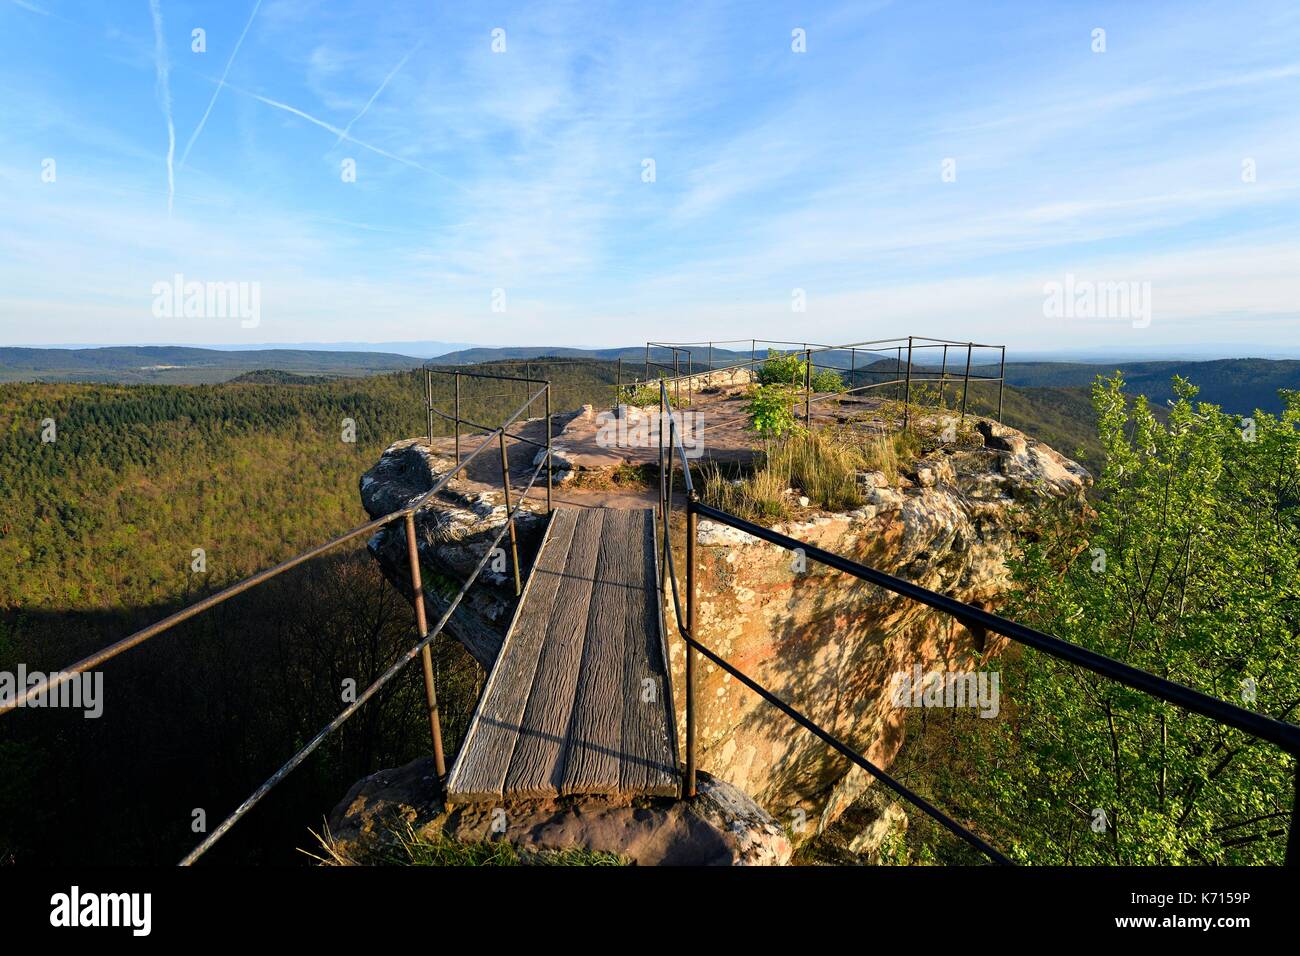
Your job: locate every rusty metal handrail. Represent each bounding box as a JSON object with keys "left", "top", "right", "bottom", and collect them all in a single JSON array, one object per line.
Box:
[
  {"left": 425, "top": 367, "right": 553, "bottom": 511},
  {"left": 0, "top": 407, "right": 517, "bottom": 717},
  {"left": 0, "top": 368, "right": 556, "bottom": 866},
  {"left": 180, "top": 451, "right": 550, "bottom": 866}
]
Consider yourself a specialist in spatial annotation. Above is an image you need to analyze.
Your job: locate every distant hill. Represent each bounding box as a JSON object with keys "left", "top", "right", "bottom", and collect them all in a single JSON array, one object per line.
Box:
[
  {"left": 1001, "top": 359, "right": 1300, "bottom": 415},
  {"left": 0, "top": 346, "right": 424, "bottom": 384},
  {"left": 433, "top": 346, "right": 1298, "bottom": 417},
  {"left": 228, "top": 369, "right": 338, "bottom": 385},
  {"left": 431, "top": 345, "right": 648, "bottom": 365}
]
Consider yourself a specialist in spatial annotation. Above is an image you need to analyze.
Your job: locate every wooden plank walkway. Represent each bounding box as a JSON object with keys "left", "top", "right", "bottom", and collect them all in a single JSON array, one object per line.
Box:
[{"left": 446, "top": 506, "right": 679, "bottom": 802}]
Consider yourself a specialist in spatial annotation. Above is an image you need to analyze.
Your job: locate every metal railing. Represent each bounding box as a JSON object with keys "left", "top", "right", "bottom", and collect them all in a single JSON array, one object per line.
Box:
[
  {"left": 656, "top": 379, "right": 1300, "bottom": 865},
  {"left": 622, "top": 337, "right": 1006, "bottom": 431},
  {"left": 0, "top": 369, "right": 555, "bottom": 865}
]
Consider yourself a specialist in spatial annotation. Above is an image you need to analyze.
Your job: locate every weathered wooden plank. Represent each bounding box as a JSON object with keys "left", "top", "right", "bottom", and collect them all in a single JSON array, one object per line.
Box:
[
  {"left": 619, "top": 510, "right": 680, "bottom": 795},
  {"left": 560, "top": 509, "right": 637, "bottom": 794},
  {"left": 445, "top": 508, "right": 578, "bottom": 800},
  {"left": 502, "top": 508, "right": 605, "bottom": 798}
]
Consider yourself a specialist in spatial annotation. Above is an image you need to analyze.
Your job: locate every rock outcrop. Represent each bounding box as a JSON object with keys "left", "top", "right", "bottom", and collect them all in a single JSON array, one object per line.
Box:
[
  {"left": 359, "top": 438, "right": 547, "bottom": 667},
  {"left": 355, "top": 410, "right": 1090, "bottom": 857},
  {"left": 665, "top": 419, "right": 1090, "bottom": 839},
  {"left": 326, "top": 757, "right": 791, "bottom": 866}
]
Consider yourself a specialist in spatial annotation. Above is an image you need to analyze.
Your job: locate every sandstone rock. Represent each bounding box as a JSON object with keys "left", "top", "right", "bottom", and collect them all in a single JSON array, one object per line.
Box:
[
  {"left": 681, "top": 367, "right": 754, "bottom": 391},
  {"left": 845, "top": 792, "right": 909, "bottom": 858},
  {"left": 664, "top": 416, "right": 1090, "bottom": 841},
  {"left": 357, "top": 412, "right": 1090, "bottom": 852},
  {"left": 326, "top": 758, "right": 791, "bottom": 866},
  {"left": 359, "top": 438, "right": 547, "bottom": 667}
]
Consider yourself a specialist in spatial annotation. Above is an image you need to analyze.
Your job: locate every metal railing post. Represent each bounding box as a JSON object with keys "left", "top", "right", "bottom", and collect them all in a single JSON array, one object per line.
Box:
[
  {"left": 903, "top": 335, "right": 913, "bottom": 430},
  {"left": 405, "top": 510, "right": 446, "bottom": 778},
  {"left": 424, "top": 367, "right": 434, "bottom": 442},
  {"left": 454, "top": 371, "right": 461, "bottom": 465},
  {"left": 545, "top": 384, "right": 553, "bottom": 514},
  {"left": 960, "top": 343, "right": 973, "bottom": 423},
  {"left": 940, "top": 344, "right": 948, "bottom": 408},
  {"left": 850, "top": 347, "right": 856, "bottom": 390},
  {"left": 498, "top": 431, "right": 522, "bottom": 596},
  {"left": 615, "top": 356, "right": 622, "bottom": 411},
  {"left": 658, "top": 386, "right": 668, "bottom": 590},
  {"left": 804, "top": 348, "right": 812, "bottom": 428},
  {"left": 685, "top": 495, "right": 698, "bottom": 798},
  {"left": 997, "top": 345, "right": 1006, "bottom": 424}
]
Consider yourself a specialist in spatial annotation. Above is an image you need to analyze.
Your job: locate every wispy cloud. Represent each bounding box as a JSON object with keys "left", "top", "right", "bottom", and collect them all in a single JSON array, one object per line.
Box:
[
  {"left": 9, "top": 0, "right": 49, "bottom": 15},
  {"left": 147, "top": 0, "right": 175, "bottom": 216},
  {"left": 330, "top": 40, "right": 421, "bottom": 148},
  {"left": 180, "top": 0, "right": 263, "bottom": 170}
]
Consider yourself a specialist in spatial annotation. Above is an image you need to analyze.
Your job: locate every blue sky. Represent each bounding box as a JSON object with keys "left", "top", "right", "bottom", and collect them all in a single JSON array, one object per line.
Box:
[{"left": 1, "top": 0, "right": 1298, "bottom": 351}]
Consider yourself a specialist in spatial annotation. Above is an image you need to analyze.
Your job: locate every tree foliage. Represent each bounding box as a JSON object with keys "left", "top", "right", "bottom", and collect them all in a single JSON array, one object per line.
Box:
[{"left": 950, "top": 375, "right": 1300, "bottom": 864}]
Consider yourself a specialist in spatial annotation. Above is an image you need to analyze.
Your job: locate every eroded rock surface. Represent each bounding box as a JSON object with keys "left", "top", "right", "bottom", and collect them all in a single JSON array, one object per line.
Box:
[
  {"left": 664, "top": 419, "right": 1090, "bottom": 839},
  {"left": 359, "top": 438, "right": 547, "bottom": 667},
  {"left": 326, "top": 757, "right": 790, "bottom": 866}
]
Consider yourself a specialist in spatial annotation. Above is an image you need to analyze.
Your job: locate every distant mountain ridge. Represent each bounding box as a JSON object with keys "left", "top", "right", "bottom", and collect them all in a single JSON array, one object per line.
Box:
[{"left": 0, "top": 345, "right": 424, "bottom": 385}]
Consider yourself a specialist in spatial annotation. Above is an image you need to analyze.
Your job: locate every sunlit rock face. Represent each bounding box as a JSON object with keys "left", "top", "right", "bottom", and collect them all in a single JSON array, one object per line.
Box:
[
  {"left": 663, "top": 420, "right": 1091, "bottom": 839},
  {"left": 359, "top": 438, "right": 546, "bottom": 668}
]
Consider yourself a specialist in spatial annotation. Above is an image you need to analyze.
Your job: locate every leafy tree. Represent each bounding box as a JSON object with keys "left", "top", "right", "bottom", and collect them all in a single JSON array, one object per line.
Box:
[{"left": 957, "top": 375, "right": 1300, "bottom": 864}]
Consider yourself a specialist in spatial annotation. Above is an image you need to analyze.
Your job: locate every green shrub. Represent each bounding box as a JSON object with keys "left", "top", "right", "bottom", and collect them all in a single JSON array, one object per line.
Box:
[
  {"left": 756, "top": 350, "right": 806, "bottom": 386},
  {"left": 622, "top": 382, "right": 689, "bottom": 408},
  {"left": 746, "top": 384, "right": 801, "bottom": 439},
  {"left": 811, "top": 367, "right": 846, "bottom": 393},
  {"left": 756, "top": 351, "right": 845, "bottom": 393}
]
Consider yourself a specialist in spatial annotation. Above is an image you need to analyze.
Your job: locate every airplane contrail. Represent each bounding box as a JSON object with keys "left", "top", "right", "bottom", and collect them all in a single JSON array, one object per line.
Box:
[
  {"left": 218, "top": 79, "right": 462, "bottom": 187},
  {"left": 331, "top": 40, "right": 423, "bottom": 149},
  {"left": 148, "top": 0, "right": 175, "bottom": 216},
  {"left": 180, "top": 0, "right": 263, "bottom": 169}
]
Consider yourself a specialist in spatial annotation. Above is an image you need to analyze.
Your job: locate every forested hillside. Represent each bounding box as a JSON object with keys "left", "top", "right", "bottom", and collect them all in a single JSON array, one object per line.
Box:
[{"left": 0, "top": 361, "right": 621, "bottom": 864}]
